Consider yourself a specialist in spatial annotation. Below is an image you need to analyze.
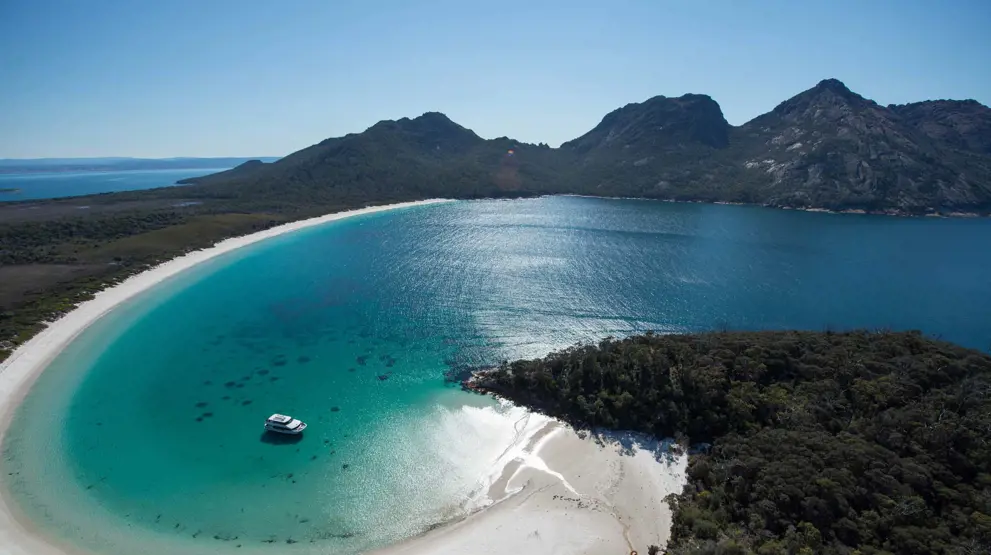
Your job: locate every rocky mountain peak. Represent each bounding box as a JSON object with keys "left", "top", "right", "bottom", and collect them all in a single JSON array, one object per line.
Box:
[
  {"left": 366, "top": 111, "right": 482, "bottom": 152},
  {"left": 889, "top": 99, "right": 991, "bottom": 155},
  {"left": 406, "top": 111, "right": 461, "bottom": 129},
  {"left": 562, "top": 93, "right": 730, "bottom": 153},
  {"left": 814, "top": 78, "right": 854, "bottom": 95},
  {"left": 186, "top": 77, "right": 991, "bottom": 215},
  {"left": 763, "top": 78, "right": 877, "bottom": 127}
]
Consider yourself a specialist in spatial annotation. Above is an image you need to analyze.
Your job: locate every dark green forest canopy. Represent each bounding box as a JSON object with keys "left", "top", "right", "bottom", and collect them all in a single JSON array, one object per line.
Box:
[{"left": 470, "top": 330, "right": 991, "bottom": 555}]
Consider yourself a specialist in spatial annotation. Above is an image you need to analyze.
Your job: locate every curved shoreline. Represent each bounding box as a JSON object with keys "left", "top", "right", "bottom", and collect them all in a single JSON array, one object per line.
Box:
[
  {"left": 0, "top": 199, "right": 453, "bottom": 555},
  {"left": 0, "top": 196, "right": 689, "bottom": 555}
]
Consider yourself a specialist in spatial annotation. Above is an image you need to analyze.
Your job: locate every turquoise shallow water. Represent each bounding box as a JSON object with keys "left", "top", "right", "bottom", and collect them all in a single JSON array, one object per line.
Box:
[{"left": 4, "top": 197, "right": 991, "bottom": 554}]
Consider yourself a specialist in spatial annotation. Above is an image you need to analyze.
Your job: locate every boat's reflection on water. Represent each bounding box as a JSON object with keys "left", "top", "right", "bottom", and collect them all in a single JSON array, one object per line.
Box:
[{"left": 259, "top": 431, "right": 304, "bottom": 445}]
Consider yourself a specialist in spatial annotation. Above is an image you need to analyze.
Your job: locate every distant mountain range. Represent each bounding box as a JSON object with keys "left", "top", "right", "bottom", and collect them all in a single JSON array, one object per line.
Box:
[
  {"left": 0, "top": 157, "right": 281, "bottom": 174},
  {"left": 182, "top": 79, "right": 991, "bottom": 215}
]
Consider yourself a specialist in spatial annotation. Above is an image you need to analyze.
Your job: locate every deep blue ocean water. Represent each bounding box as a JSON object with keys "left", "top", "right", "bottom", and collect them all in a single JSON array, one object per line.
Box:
[
  {"left": 3, "top": 197, "right": 990, "bottom": 554},
  {"left": 0, "top": 168, "right": 229, "bottom": 201}
]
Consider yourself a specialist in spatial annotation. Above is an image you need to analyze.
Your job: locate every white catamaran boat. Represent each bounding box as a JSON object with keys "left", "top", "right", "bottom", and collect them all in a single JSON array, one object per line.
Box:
[{"left": 264, "top": 413, "right": 307, "bottom": 435}]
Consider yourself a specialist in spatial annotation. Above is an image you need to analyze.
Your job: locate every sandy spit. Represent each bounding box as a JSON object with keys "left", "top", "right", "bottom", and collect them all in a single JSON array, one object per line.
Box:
[
  {"left": 374, "top": 421, "right": 688, "bottom": 555},
  {"left": 0, "top": 199, "right": 453, "bottom": 555}
]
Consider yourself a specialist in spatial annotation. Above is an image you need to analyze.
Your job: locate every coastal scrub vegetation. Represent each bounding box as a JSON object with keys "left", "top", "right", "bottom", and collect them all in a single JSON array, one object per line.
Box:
[
  {"left": 0, "top": 208, "right": 291, "bottom": 360},
  {"left": 471, "top": 330, "right": 991, "bottom": 555}
]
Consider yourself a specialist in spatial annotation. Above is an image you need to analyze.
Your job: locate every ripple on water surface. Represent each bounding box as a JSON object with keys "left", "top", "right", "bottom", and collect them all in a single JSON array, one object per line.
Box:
[{"left": 4, "top": 197, "right": 991, "bottom": 554}]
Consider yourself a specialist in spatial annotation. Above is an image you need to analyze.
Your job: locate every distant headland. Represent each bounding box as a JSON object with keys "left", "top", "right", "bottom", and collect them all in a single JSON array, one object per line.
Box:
[{"left": 0, "top": 156, "right": 280, "bottom": 175}]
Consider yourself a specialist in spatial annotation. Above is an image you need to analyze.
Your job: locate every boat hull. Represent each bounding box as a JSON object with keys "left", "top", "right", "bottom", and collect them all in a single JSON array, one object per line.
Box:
[{"left": 264, "top": 423, "right": 306, "bottom": 435}]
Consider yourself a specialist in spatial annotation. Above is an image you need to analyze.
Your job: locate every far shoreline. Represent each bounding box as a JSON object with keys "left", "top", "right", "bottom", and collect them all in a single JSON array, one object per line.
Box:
[
  {"left": 0, "top": 198, "right": 453, "bottom": 555},
  {"left": 556, "top": 193, "right": 990, "bottom": 218}
]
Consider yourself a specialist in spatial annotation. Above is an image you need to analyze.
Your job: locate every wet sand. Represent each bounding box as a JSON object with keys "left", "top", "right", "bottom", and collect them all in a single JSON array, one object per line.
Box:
[{"left": 376, "top": 421, "right": 688, "bottom": 555}]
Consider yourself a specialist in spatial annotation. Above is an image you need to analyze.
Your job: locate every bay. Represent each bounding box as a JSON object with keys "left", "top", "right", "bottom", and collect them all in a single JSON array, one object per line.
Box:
[{"left": 4, "top": 196, "right": 990, "bottom": 554}]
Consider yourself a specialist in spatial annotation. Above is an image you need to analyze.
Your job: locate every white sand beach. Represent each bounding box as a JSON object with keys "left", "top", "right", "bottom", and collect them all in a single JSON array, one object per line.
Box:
[
  {"left": 376, "top": 421, "right": 688, "bottom": 555},
  {"left": 0, "top": 199, "right": 452, "bottom": 555},
  {"left": 0, "top": 196, "right": 689, "bottom": 555}
]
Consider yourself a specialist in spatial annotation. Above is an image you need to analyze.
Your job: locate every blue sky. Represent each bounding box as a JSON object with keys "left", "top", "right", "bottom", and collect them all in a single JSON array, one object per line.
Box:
[{"left": 1, "top": 0, "right": 989, "bottom": 158}]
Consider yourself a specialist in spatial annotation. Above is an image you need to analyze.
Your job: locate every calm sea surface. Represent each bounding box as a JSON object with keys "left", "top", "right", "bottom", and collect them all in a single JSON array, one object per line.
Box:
[
  {"left": 4, "top": 197, "right": 990, "bottom": 554},
  {"left": 0, "top": 168, "right": 229, "bottom": 201}
]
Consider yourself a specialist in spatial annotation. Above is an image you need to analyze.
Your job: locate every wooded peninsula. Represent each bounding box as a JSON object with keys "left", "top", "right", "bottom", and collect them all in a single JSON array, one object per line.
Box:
[{"left": 470, "top": 330, "right": 991, "bottom": 555}]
